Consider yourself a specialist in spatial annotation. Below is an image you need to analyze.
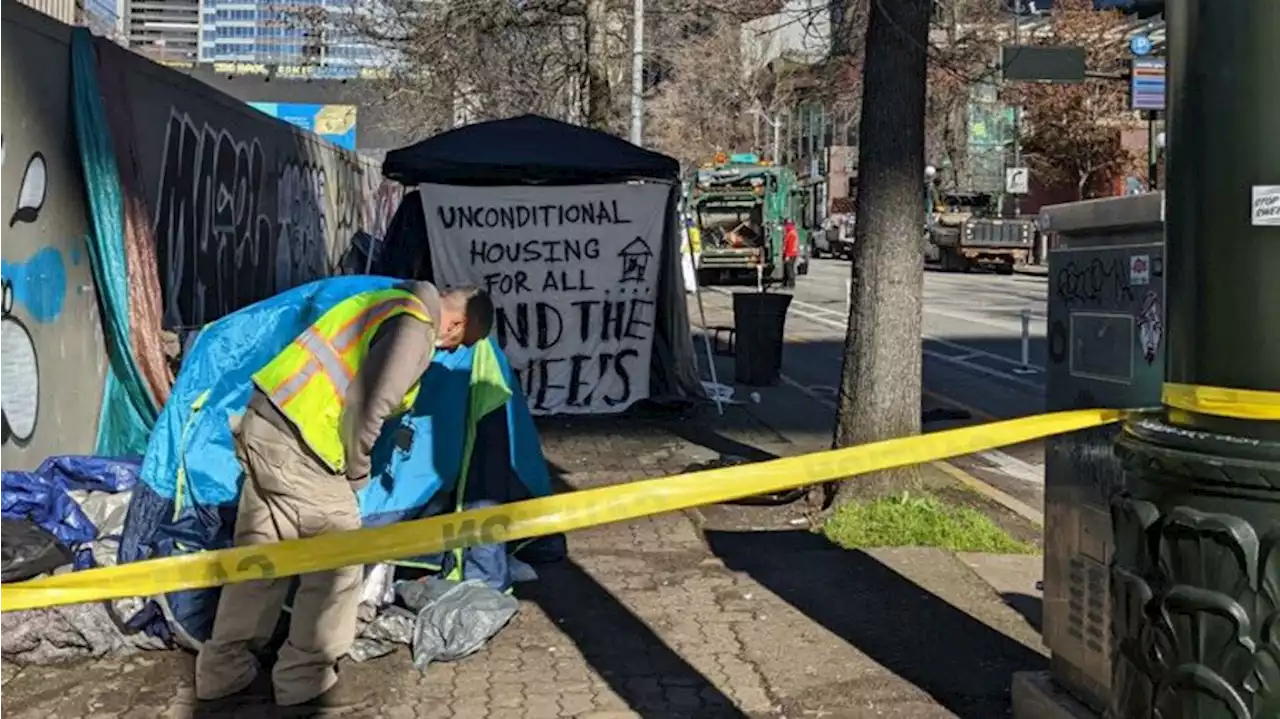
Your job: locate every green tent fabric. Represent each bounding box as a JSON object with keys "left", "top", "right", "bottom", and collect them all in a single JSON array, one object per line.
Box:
[{"left": 70, "top": 29, "right": 159, "bottom": 456}]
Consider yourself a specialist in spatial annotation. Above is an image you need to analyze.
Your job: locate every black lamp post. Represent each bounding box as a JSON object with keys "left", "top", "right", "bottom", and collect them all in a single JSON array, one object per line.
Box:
[{"left": 1108, "top": 0, "right": 1280, "bottom": 717}]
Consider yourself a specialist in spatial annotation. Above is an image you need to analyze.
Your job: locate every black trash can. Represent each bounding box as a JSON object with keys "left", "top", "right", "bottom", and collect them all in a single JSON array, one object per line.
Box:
[{"left": 733, "top": 292, "right": 792, "bottom": 386}]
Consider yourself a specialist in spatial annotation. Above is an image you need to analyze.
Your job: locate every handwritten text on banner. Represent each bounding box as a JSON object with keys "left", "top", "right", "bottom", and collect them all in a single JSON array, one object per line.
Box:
[{"left": 420, "top": 182, "right": 669, "bottom": 414}]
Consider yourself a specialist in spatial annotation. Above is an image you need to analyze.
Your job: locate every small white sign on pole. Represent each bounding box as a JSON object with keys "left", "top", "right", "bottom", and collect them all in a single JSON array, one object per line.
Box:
[
  {"left": 1252, "top": 185, "right": 1280, "bottom": 226},
  {"left": 1006, "top": 167, "right": 1030, "bottom": 195},
  {"left": 420, "top": 182, "right": 669, "bottom": 415}
]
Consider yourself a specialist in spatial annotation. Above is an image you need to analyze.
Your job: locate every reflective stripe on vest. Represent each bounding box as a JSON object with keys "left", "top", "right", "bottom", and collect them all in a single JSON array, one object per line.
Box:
[{"left": 251, "top": 288, "right": 432, "bottom": 472}]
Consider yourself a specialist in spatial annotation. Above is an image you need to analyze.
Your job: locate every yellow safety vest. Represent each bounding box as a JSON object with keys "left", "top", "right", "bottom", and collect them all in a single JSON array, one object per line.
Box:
[{"left": 251, "top": 287, "right": 432, "bottom": 473}]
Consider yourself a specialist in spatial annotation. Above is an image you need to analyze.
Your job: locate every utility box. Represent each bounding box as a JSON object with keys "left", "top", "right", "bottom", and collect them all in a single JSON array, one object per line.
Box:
[{"left": 1037, "top": 193, "right": 1165, "bottom": 713}]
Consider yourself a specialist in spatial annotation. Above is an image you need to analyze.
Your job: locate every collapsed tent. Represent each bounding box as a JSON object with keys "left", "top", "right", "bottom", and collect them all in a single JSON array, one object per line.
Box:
[
  {"left": 374, "top": 114, "right": 704, "bottom": 414},
  {"left": 108, "top": 275, "right": 560, "bottom": 647},
  {"left": 1, "top": 456, "right": 173, "bottom": 664}
]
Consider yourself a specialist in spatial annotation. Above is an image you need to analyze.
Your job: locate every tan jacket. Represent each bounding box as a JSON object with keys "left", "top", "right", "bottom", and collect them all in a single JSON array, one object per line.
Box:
[
  {"left": 249, "top": 280, "right": 442, "bottom": 488},
  {"left": 339, "top": 281, "right": 442, "bottom": 484}
]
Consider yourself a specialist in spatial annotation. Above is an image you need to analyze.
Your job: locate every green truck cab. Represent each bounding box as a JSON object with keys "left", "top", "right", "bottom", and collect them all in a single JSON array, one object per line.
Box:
[{"left": 684, "top": 154, "right": 808, "bottom": 285}]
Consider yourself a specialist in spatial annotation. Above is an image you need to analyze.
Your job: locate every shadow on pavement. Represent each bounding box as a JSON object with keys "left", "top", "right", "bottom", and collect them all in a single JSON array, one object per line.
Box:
[
  {"left": 516, "top": 463, "right": 744, "bottom": 718},
  {"left": 686, "top": 334, "right": 1047, "bottom": 430},
  {"left": 1000, "top": 592, "right": 1043, "bottom": 634},
  {"left": 663, "top": 413, "right": 779, "bottom": 463},
  {"left": 705, "top": 529, "right": 1047, "bottom": 719}
]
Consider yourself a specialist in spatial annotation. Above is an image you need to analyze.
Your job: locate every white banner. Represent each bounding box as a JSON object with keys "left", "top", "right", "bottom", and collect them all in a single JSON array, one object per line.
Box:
[{"left": 420, "top": 182, "right": 670, "bottom": 415}]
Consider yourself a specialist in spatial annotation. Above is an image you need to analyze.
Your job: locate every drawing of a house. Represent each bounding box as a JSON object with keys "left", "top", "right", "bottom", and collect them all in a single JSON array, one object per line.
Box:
[{"left": 617, "top": 237, "right": 654, "bottom": 284}]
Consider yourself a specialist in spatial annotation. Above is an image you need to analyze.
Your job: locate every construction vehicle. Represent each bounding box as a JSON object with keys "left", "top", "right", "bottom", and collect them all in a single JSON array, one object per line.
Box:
[
  {"left": 684, "top": 153, "right": 808, "bottom": 285},
  {"left": 924, "top": 191, "right": 1035, "bottom": 274}
]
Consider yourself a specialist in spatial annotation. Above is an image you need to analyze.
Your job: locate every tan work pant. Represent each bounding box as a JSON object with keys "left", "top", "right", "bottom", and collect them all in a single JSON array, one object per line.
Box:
[{"left": 194, "top": 408, "right": 363, "bottom": 706}]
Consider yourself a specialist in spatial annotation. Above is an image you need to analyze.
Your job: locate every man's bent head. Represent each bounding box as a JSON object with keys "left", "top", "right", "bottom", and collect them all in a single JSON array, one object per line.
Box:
[{"left": 438, "top": 286, "right": 495, "bottom": 349}]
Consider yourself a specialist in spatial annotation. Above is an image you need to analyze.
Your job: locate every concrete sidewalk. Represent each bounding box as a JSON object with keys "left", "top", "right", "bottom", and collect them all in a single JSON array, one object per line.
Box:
[{"left": 2, "top": 404, "right": 1046, "bottom": 719}]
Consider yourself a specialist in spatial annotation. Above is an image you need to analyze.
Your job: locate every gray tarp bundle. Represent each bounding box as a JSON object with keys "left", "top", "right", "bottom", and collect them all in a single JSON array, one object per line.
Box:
[{"left": 351, "top": 577, "right": 519, "bottom": 669}]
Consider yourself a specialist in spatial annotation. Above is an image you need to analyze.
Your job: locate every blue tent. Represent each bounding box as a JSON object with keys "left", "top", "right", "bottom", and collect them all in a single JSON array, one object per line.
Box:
[{"left": 117, "top": 276, "right": 559, "bottom": 646}]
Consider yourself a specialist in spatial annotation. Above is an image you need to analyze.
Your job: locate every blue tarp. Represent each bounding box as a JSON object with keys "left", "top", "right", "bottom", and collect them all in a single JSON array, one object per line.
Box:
[
  {"left": 115, "top": 276, "right": 559, "bottom": 645},
  {"left": 1, "top": 456, "right": 141, "bottom": 568}
]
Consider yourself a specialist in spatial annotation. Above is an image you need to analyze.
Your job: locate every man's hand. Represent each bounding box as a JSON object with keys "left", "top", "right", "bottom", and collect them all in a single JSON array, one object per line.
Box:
[{"left": 348, "top": 472, "right": 370, "bottom": 492}]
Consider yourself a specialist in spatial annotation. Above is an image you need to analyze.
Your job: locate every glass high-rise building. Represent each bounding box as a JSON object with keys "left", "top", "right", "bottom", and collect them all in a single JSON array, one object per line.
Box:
[
  {"left": 199, "top": 0, "right": 382, "bottom": 78},
  {"left": 127, "top": 0, "right": 201, "bottom": 64},
  {"left": 17, "top": 0, "right": 125, "bottom": 45}
]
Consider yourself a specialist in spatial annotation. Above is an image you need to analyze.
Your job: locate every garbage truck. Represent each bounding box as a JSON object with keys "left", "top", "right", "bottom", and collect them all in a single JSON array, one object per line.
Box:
[{"left": 684, "top": 153, "right": 808, "bottom": 286}]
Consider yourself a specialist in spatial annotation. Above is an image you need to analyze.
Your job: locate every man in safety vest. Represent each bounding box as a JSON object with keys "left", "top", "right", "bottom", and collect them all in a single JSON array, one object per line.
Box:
[{"left": 195, "top": 280, "right": 495, "bottom": 713}]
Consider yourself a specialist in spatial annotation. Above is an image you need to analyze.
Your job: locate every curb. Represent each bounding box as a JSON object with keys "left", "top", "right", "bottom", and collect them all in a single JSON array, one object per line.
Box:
[{"left": 931, "top": 461, "right": 1044, "bottom": 527}]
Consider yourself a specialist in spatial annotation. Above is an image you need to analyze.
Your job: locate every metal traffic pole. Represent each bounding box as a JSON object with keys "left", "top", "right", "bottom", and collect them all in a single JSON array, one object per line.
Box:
[{"left": 1010, "top": 0, "right": 1023, "bottom": 218}]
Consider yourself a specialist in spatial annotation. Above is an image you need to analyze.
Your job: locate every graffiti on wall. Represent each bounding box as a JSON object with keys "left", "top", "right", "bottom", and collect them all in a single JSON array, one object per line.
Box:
[
  {"left": 153, "top": 109, "right": 274, "bottom": 328},
  {"left": 363, "top": 176, "right": 402, "bottom": 242},
  {"left": 275, "top": 161, "right": 328, "bottom": 287},
  {"left": 154, "top": 107, "right": 390, "bottom": 327},
  {"left": 1, "top": 138, "right": 69, "bottom": 446}
]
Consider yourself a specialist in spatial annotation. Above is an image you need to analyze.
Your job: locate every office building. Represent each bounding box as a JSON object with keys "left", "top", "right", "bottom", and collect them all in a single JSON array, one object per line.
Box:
[
  {"left": 198, "top": 0, "right": 381, "bottom": 78},
  {"left": 15, "top": 0, "right": 124, "bottom": 38},
  {"left": 126, "top": 0, "right": 201, "bottom": 64},
  {"left": 14, "top": 0, "right": 76, "bottom": 24}
]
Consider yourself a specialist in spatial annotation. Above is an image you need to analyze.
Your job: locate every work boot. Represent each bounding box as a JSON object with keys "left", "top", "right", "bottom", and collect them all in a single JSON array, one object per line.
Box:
[
  {"left": 192, "top": 672, "right": 274, "bottom": 717},
  {"left": 277, "top": 681, "right": 375, "bottom": 717}
]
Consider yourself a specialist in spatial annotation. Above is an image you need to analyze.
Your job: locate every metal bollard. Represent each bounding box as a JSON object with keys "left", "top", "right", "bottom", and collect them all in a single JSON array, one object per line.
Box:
[{"left": 1013, "top": 308, "right": 1037, "bottom": 374}]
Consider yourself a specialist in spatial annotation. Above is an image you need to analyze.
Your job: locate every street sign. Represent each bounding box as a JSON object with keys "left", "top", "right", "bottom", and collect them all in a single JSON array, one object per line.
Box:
[
  {"left": 1001, "top": 45, "right": 1086, "bottom": 82},
  {"left": 1130, "top": 58, "right": 1166, "bottom": 111},
  {"left": 1006, "top": 167, "right": 1030, "bottom": 195},
  {"left": 1130, "top": 35, "right": 1152, "bottom": 56}
]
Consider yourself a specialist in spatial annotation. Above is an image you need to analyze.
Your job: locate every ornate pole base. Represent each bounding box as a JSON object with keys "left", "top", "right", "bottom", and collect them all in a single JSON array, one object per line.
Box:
[{"left": 1110, "top": 416, "right": 1280, "bottom": 719}]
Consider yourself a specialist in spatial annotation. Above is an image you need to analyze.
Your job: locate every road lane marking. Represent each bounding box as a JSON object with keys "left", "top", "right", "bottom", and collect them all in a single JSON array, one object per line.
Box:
[
  {"left": 922, "top": 306, "right": 1047, "bottom": 335},
  {"left": 973, "top": 449, "right": 1044, "bottom": 485},
  {"left": 783, "top": 295, "right": 1049, "bottom": 374},
  {"left": 921, "top": 349, "right": 1044, "bottom": 390},
  {"left": 774, "top": 297, "right": 1047, "bottom": 390},
  {"left": 706, "top": 287, "right": 1049, "bottom": 377}
]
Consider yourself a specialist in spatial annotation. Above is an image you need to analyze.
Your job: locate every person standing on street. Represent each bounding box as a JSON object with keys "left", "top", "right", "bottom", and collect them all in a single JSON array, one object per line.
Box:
[
  {"left": 782, "top": 219, "right": 800, "bottom": 289},
  {"left": 195, "top": 280, "right": 494, "bottom": 714}
]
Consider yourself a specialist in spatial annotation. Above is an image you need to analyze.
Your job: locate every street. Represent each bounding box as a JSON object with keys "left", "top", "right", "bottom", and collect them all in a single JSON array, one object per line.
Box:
[{"left": 697, "top": 259, "right": 1049, "bottom": 515}]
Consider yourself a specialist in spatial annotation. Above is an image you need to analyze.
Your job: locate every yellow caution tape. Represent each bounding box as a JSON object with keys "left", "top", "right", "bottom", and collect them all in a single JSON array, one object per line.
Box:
[
  {"left": 1163, "top": 382, "right": 1280, "bottom": 422},
  {"left": 0, "top": 408, "right": 1124, "bottom": 614}
]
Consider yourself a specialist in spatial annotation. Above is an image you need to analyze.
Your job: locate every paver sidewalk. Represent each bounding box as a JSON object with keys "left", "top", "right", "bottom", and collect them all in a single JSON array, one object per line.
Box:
[{"left": 2, "top": 408, "right": 1046, "bottom": 718}]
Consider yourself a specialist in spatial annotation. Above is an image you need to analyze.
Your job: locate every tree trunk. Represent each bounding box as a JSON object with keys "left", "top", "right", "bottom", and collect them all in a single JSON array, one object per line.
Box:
[
  {"left": 584, "top": 0, "right": 611, "bottom": 131},
  {"left": 830, "top": 0, "right": 932, "bottom": 504}
]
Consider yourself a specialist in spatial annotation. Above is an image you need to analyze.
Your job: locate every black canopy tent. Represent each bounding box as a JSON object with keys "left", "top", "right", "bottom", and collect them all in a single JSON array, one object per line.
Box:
[
  {"left": 375, "top": 115, "right": 704, "bottom": 411},
  {"left": 382, "top": 114, "right": 681, "bottom": 186}
]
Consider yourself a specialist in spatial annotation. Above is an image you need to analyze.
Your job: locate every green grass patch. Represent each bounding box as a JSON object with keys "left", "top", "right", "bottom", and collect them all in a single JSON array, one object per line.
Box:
[{"left": 822, "top": 491, "right": 1038, "bottom": 554}]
